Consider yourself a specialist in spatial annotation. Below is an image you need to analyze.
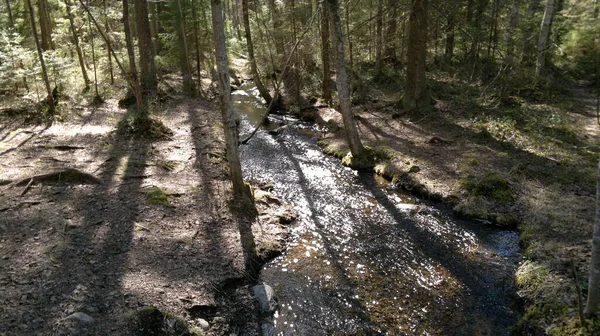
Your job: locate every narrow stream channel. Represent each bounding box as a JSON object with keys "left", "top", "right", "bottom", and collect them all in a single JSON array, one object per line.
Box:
[{"left": 234, "top": 83, "right": 521, "bottom": 335}]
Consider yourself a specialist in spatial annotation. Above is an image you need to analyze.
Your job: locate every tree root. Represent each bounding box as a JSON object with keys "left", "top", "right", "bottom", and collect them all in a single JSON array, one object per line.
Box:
[{"left": 15, "top": 169, "right": 102, "bottom": 188}]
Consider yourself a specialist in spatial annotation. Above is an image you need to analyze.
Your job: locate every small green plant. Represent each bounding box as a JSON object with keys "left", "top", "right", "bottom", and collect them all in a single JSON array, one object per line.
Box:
[{"left": 145, "top": 187, "right": 169, "bottom": 205}]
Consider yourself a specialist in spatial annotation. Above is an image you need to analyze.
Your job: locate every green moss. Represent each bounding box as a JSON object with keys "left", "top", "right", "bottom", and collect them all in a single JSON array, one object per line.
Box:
[
  {"left": 257, "top": 240, "right": 284, "bottom": 261},
  {"left": 460, "top": 173, "right": 514, "bottom": 205},
  {"left": 275, "top": 209, "right": 297, "bottom": 225},
  {"left": 340, "top": 146, "right": 395, "bottom": 170},
  {"left": 318, "top": 141, "right": 348, "bottom": 159},
  {"left": 146, "top": 187, "right": 169, "bottom": 205}
]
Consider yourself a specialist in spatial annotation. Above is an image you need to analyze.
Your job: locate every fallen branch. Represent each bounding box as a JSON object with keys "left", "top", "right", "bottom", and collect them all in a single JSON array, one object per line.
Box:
[{"left": 15, "top": 169, "right": 102, "bottom": 187}]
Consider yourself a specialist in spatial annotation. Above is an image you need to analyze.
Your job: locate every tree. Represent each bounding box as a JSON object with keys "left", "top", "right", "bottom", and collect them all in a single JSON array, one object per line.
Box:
[
  {"left": 374, "top": 0, "right": 383, "bottom": 77},
  {"left": 175, "top": 0, "right": 195, "bottom": 94},
  {"left": 326, "top": 0, "right": 364, "bottom": 157},
  {"left": 242, "top": 0, "right": 272, "bottom": 104},
  {"left": 211, "top": 0, "right": 247, "bottom": 197},
  {"left": 135, "top": 0, "right": 158, "bottom": 94},
  {"left": 586, "top": 159, "right": 600, "bottom": 315},
  {"left": 65, "top": 0, "right": 90, "bottom": 88},
  {"left": 38, "top": 0, "right": 54, "bottom": 50},
  {"left": 25, "top": 0, "right": 54, "bottom": 109},
  {"left": 321, "top": 4, "right": 332, "bottom": 105},
  {"left": 404, "top": 0, "right": 428, "bottom": 111},
  {"left": 536, "top": 0, "right": 556, "bottom": 76}
]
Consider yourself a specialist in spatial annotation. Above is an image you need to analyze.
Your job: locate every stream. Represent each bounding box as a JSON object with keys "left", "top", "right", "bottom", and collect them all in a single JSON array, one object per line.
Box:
[{"left": 234, "top": 83, "right": 521, "bottom": 335}]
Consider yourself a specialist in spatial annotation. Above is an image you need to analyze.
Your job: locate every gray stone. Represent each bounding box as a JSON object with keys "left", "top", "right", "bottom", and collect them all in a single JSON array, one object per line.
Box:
[
  {"left": 252, "top": 284, "right": 278, "bottom": 316},
  {"left": 65, "top": 312, "right": 95, "bottom": 324},
  {"left": 196, "top": 318, "right": 210, "bottom": 330}
]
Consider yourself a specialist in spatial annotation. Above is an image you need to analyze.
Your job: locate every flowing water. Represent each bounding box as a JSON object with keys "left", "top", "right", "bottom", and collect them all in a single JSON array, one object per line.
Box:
[{"left": 234, "top": 84, "right": 521, "bottom": 335}]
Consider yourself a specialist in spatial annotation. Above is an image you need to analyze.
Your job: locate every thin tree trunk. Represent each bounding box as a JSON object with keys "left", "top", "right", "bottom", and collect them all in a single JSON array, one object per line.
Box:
[
  {"left": 192, "top": 0, "right": 203, "bottom": 95},
  {"left": 374, "top": 0, "right": 383, "bottom": 76},
  {"left": 344, "top": 0, "right": 353, "bottom": 76},
  {"left": 326, "top": 0, "right": 364, "bottom": 157},
  {"left": 6, "top": 0, "right": 15, "bottom": 28},
  {"left": 122, "top": 0, "right": 147, "bottom": 117},
  {"left": 242, "top": 0, "right": 272, "bottom": 104},
  {"left": 7, "top": 0, "right": 29, "bottom": 92},
  {"left": 504, "top": 0, "right": 522, "bottom": 63},
  {"left": 522, "top": 0, "right": 540, "bottom": 65},
  {"left": 383, "top": 0, "right": 397, "bottom": 62},
  {"left": 536, "top": 0, "right": 556, "bottom": 76},
  {"left": 445, "top": 9, "right": 455, "bottom": 61},
  {"left": 321, "top": 4, "right": 332, "bottom": 104},
  {"left": 135, "top": 0, "right": 158, "bottom": 94},
  {"left": 26, "top": 0, "right": 54, "bottom": 108},
  {"left": 210, "top": 0, "right": 247, "bottom": 197},
  {"left": 404, "top": 0, "right": 428, "bottom": 111},
  {"left": 104, "top": 0, "right": 114, "bottom": 85},
  {"left": 176, "top": 0, "right": 195, "bottom": 94},
  {"left": 38, "top": 0, "right": 54, "bottom": 50},
  {"left": 88, "top": 13, "right": 99, "bottom": 98},
  {"left": 586, "top": 159, "right": 600, "bottom": 315},
  {"left": 65, "top": 0, "right": 90, "bottom": 88}
]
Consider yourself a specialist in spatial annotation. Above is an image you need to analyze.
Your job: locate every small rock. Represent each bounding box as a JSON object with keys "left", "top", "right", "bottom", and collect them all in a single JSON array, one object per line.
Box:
[
  {"left": 196, "top": 318, "right": 210, "bottom": 330},
  {"left": 65, "top": 312, "right": 95, "bottom": 324},
  {"left": 252, "top": 284, "right": 278, "bottom": 316}
]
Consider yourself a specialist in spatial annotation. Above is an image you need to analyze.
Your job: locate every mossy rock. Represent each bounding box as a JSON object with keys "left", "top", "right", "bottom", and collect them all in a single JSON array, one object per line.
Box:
[
  {"left": 274, "top": 209, "right": 297, "bottom": 225},
  {"left": 460, "top": 173, "right": 515, "bottom": 205},
  {"left": 340, "top": 146, "right": 394, "bottom": 170},
  {"left": 146, "top": 187, "right": 169, "bottom": 205},
  {"left": 257, "top": 240, "right": 284, "bottom": 261},
  {"left": 127, "top": 306, "right": 196, "bottom": 336}
]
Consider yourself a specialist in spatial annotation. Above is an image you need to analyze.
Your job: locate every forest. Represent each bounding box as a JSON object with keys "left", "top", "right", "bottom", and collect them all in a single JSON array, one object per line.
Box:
[{"left": 1, "top": 0, "right": 600, "bottom": 335}]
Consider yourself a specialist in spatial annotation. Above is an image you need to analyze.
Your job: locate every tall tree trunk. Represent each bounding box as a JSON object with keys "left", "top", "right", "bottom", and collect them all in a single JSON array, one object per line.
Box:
[
  {"left": 469, "top": 0, "right": 488, "bottom": 62},
  {"left": 404, "top": 0, "right": 428, "bottom": 111},
  {"left": 445, "top": 9, "right": 455, "bottom": 61},
  {"left": 26, "top": 0, "right": 54, "bottom": 108},
  {"left": 344, "top": 0, "right": 353, "bottom": 75},
  {"left": 150, "top": 2, "right": 162, "bottom": 54},
  {"left": 242, "top": 0, "right": 272, "bottom": 104},
  {"left": 38, "top": 0, "right": 54, "bottom": 50},
  {"left": 504, "top": 0, "right": 522, "bottom": 63},
  {"left": 123, "top": 0, "right": 147, "bottom": 118},
  {"left": 383, "top": 0, "right": 398, "bottom": 62},
  {"left": 175, "top": 0, "right": 195, "bottom": 94},
  {"left": 134, "top": 0, "right": 158, "bottom": 95},
  {"left": 536, "top": 0, "right": 556, "bottom": 76},
  {"left": 326, "top": 0, "right": 364, "bottom": 157},
  {"left": 374, "top": 0, "right": 383, "bottom": 76},
  {"left": 6, "top": 0, "right": 15, "bottom": 28},
  {"left": 586, "top": 159, "right": 600, "bottom": 315},
  {"left": 321, "top": 4, "right": 332, "bottom": 104},
  {"left": 522, "top": 0, "right": 540, "bottom": 65},
  {"left": 65, "top": 0, "right": 90, "bottom": 88},
  {"left": 88, "top": 12, "right": 100, "bottom": 98},
  {"left": 192, "top": 0, "right": 203, "bottom": 94},
  {"left": 104, "top": 0, "right": 114, "bottom": 85},
  {"left": 211, "top": 0, "right": 247, "bottom": 197}
]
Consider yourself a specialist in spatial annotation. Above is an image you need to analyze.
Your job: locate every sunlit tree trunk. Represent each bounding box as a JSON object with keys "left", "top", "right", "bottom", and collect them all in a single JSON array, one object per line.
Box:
[
  {"left": 242, "top": 0, "right": 272, "bottom": 104},
  {"left": 26, "top": 0, "right": 54, "bottom": 108},
  {"left": 38, "top": 0, "right": 54, "bottom": 50},
  {"left": 123, "top": 0, "right": 147, "bottom": 118},
  {"left": 536, "top": 0, "right": 556, "bottom": 76},
  {"left": 586, "top": 159, "right": 600, "bottom": 315},
  {"left": 65, "top": 0, "right": 90, "bottom": 88},
  {"left": 321, "top": 4, "right": 332, "bottom": 104},
  {"left": 326, "top": 0, "right": 364, "bottom": 157},
  {"left": 135, "top": 0, "right": 158, "bottom": 94},
  {"left": 211, "top": 0, "right": 247, "bottom": 196},
  {"left": 404, "top": 0, "right": 428, "bottom": 111}
]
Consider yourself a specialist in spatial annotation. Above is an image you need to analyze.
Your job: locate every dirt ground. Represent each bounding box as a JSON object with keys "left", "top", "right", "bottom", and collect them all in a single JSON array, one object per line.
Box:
[
  {"left": 315, "top": 80, "right": 600, "bottom": 334},
  {"left": 0, "top": 97, "right": 288, "bottom": 335}
]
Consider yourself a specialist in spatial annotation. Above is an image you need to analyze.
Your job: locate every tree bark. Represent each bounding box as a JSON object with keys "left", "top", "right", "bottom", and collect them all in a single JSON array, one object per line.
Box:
[
  {"left": 134, "top": 0, "right": 158, "bottom": 95},
  {"left": 104, "top": 0, "right": 114, "bottom": 85},
  {"left": 6, "top": 0, "right": 15, "bottom": 28},
  {"left": 504, "top": 0, "right": 522, "bottom": 63},
  {"left": 326, "top": 0, "right": 364, "bottom": 157},
  {"left": 26, "top": 0, "right": 54, "bottom": 108},
  {"left": 586, "top": 159, "right": 600, "bottom": 315},
  {"left": 444, "top": 9, "right": 455, "bottom": 61},
  {"left": 38, "top": 0, "right": 54, "bottom": 50},
  {"left": 65, "top": 0, "right": 90, "bottom": 88},
  {"left": 536, "top": 0, "right": 556, "bottom": 76},
  {"left": 383, "top": 0, "right": 398, "bottom": 62},
  {"left": 404, "top": 0, "right": 428, "bottom": 111},
  {"left": 175, "top": 0, "right": 195, "bottom": 94},
  {"left": 211, "top": 0, "right": 247, "bottom": 197},
  {"left": 522, "top": 0, "right": 540, "bottom": 65},
  {"left": 122, "top": 0, "right": 147, "bottom": 117},
  {"left": 242, "top": 0, "right": 272, "bottom": 104},
  {"left": 374, "top": 0, "right": 383, "bottom": 76},
  {"left": 321, "top": 4, "right": 332, "bottom": 104},
  {"left": 88, "top": 12, "right": 99, "bottom": 98}
]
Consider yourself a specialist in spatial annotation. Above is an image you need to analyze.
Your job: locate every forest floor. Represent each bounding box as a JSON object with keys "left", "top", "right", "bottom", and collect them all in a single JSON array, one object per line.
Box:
[
  {"left": 0, "top": 94, "right": 290, "bottom": 335},
  {"left": 316, "top": 75, "right": 600, "bottom": 334}
]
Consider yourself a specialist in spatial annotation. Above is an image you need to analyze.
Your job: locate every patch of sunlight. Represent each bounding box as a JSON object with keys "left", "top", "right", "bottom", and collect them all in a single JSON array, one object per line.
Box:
[
  {"left": 45, "top": 124, "right": 113, "bottom": 136},
  {"left": 113, "top": 156, "right": 130, "bottom": 182}
]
